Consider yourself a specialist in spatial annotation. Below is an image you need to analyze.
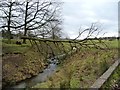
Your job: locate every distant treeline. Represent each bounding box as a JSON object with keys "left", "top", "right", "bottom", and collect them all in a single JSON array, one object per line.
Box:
[{"left": 86, "top": 37, "right": 120, "bottom": 40}]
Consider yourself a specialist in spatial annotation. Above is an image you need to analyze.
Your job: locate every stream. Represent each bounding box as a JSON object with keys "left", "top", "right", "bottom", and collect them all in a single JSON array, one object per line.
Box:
[
  {"left": 4, "top": 58, "right": 59, "bottom": 89},
  {"left": 4, "top": 50, "right": 76, "bottom": 89}
]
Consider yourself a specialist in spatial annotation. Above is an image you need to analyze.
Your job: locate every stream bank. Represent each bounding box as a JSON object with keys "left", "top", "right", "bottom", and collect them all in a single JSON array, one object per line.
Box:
[
  {"left": 3, "top": 57, "right": 59, "bottom": 90},
  {"left": 3, "top": 48, "right": 77, "bottom": 89},
  {"left": 2, "top": 49, "right": 46, "bottom": 89}
]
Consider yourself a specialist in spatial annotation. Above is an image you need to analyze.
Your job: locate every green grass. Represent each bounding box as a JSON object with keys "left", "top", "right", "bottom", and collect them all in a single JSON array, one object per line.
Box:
[
  {"left": 2, "top": 38, "right": 75, "bottom": 86},
  {"left": 102, "top": 65, "right": 120, "bottom": 89},
  {"left": 2, "top": 39, "right": 31, "bottom": 54},
  {"left": 32, "top": 39, "right": 119, "bottom": 88},
  {"left": 2, "top": 48, "right": 46, "bottom": 86},
  {"left": 83, "top": 39, "right": 119, "bottom": 48},
  {"left": 2, "top": 44, "right": 30, "bottom": 54},
  {"left": 32, "top": 46, "right": 118, "bottom": 88},
  {"left": 2, "top": 38, "right": 119, "bottom": 55},
  {"left": 103, "top": 39, "right": 119, "bottom": 48},
  {"left": 2, "top": 38, "right": 119, "bottom": 88},
  {"left": 2, "top": 39, "right": 45, "bottom": 86}
]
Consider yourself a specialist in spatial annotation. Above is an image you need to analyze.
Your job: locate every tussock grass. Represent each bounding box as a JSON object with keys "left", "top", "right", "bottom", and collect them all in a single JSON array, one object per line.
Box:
[
  {"left": 102, "top": 65, "right": 120, "bottom": 89},
  {"left": 32, "top": 40, "right": 119, "bottom": 88},
  {"left": 2, "top": 39, "right": 119, "bottom": 88}
]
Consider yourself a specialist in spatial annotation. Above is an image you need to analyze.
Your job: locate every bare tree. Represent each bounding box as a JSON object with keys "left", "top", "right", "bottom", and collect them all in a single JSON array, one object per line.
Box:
[
  {"left": 16, "top": 0, "right": 62, "bottom": 43},
  {"left": 72, "top": 22, "right": 109, "bottom": 49},
  {"left": 0, "top": 0, "right": 21, "bottom": 43},
  {"left": 0, "top": 0, "right": 62, "bottom": 43},
  {"left": 34, "top": 19, "right": 62, "bottom": 39},
  {"left": 45, "top": 17, "right": 62, "bottom": 39}
]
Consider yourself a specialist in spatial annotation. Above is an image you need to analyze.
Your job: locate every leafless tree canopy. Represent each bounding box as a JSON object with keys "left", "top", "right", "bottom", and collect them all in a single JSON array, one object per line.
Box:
[
  {"left": 0, "top": 0, "right": 62, "bottom": 43},
  {"left": 0, "top": 0, "right": 22, "bottom": 42}
]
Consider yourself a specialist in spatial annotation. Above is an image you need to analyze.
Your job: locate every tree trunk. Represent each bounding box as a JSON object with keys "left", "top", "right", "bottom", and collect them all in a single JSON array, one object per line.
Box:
[
  {"left": 23, "top": 28, "right": 27, "bottom": 44},
  {"left": 52, "top": 29, "right": 55, "bottom": 39},
  {"left": 7, "top": 2, "right": 12, "bottom": 44},
  {"left": 23, "top": 2, "right": 29, "bottom": 44}
]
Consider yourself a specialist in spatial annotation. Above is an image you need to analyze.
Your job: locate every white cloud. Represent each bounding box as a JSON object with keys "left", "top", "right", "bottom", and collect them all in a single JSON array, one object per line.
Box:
[
  {"left": 81, "top": 10, "right": 96, "bottom": 17},
  {"left": 63, "top": 0, "right": 119, "bottom": 3},
  {"left": 62, "top": 0, "right": 119, "bottom": 39},
  {"left": 99, "top": 19, "right": 111, "bottom": 24},
  {"left": 102, "top": 32, "right": 118, "bottom": 37}
]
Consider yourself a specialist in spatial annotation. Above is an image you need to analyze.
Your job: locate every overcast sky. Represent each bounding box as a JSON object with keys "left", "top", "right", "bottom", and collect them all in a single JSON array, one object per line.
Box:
[{"left": 62, "top": 0, "right": 119, "bottom": 39}]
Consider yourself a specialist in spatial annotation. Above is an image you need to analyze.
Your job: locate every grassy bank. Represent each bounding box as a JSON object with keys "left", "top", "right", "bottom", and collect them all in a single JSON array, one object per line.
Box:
[
  {"left": 2, "top": 39, "right": 73, "bottom": 87},
  {"left": 2, "top": 39, "right": 119, "bottom": 88},
  {"left": 32, "top": 40, "right": 119, "bottom": 88},
  {"left": 2, "top": 39, "right": 46, "bottom": 87},
  {"left": 102, "top": 64, "right": 120, "bottom": 89}
]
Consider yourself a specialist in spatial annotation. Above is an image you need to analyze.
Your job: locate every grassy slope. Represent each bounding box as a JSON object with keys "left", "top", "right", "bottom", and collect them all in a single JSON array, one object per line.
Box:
[
  {"left": 2, "top": 39, "right": 119, "bottom": 88},
  {"left": 102, "top": 65, "right": 120, "bottom": 89},
  {"left": 32, "top": 40, "right": 119, "bottom": 88},
  {"left": 2, "top": 39, "right": 32, "bottom": 53},
  {"left": 2, "top": 39, "right": 72, "bottom": 86},
  {"left": 2, "top": 39, "right": 46, "bottom": 86}
]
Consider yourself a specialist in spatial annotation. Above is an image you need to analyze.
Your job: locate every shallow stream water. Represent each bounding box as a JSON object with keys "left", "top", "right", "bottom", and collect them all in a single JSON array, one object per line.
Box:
[{"left": 4, "top": 58, "right": 59, "bottom": 89}]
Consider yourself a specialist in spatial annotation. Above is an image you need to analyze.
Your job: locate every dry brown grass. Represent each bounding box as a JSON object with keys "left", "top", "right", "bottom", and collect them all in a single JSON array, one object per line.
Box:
[
  {"left": 2, "top": 48, "right": 46, "bottom": 87},
  {"left": 33, "top": 48, "right": 118, "bottom": 88}
]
